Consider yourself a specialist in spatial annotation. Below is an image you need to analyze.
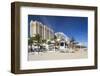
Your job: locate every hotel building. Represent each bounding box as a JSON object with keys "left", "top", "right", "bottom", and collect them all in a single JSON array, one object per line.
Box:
[{"left": 30, "top": 20, "right": 54, "bottom": 40}]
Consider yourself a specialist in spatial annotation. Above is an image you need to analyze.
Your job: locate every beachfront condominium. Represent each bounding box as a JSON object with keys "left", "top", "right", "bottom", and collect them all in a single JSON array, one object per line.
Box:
[{"left": 30, "top": 20, "right": 54, "bottom": 40}]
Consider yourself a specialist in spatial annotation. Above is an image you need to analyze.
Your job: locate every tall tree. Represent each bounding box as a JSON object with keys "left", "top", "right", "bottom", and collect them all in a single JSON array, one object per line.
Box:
[
  {"left": 70, "top": 36, "right": 75, "bottom": 49},
  {"left": 35, "top": 34, "right": 41, "bottom": 43},
  {"left": 28, "top": 37, "right": 35, "bottom": 52},
  {"left": 34, "top": 34, "right": 42, "bottom": 52}
]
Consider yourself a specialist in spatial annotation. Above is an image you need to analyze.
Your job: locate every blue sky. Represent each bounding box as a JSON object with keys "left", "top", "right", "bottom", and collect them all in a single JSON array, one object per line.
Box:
[{"left": 28, "top": 15, "right": 88, "bottom": 46}]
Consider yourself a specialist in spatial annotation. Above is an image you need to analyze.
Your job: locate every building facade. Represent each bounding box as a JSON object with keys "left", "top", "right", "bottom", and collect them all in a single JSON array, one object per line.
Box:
[{"left": 30, "top": 20, "right": 54, "bottom": 40}]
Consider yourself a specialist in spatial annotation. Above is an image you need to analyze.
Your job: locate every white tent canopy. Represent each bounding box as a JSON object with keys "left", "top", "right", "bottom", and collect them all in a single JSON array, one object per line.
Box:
[{"left": 55, "top": 32, "right": 70, "bottom": 42}]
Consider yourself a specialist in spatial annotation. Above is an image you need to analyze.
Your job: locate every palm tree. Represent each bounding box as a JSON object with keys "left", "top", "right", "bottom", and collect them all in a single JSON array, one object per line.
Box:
[
  {"left": 54, "top": 35, "right": 60, "bottom": 51},
  {"left": 54, "top": 35, "right": 57, "bottom": 40},
  {"left": 34, "top": 34, "right": 42, "bottom": 53},
  {"left": 28, "top": 37, "right": 35, "bottom": 52},
  {"left": 28, "top": 34, "right": 43, "bottom": 53},
  {"left": 54, "top": 35, "right": 57, "bottom": 44},
  {"left": 70, "top": 37, "right": 75, "bottom": 49},
  {"left": 28, "top": 37, "right": 33, "bottom": 46},
  {"left": 42, "top": 39, "right": 47, "bottom": 44},
  {"left": 35, "top": 34, "right": 41, "bottom": 43}
]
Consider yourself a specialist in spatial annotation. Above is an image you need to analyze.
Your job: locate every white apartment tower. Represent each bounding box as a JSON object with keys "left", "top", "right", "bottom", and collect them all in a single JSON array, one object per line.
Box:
[{"left": 30, "top": 20, "right": 54, "bottom": 40}]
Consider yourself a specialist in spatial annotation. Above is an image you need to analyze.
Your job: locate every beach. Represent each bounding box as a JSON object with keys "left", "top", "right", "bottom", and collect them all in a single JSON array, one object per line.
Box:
[{"left": 28, "top": 49, "right": 88, "bottom": 61}]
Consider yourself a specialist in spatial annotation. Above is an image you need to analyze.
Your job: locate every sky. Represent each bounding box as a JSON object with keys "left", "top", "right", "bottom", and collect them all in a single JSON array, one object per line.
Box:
[{"left": 28, "top": 15, "right": 88, "bottom": 46}]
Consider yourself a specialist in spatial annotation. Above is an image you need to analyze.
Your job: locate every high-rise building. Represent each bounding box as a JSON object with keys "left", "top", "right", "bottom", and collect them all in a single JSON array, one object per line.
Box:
[{"left": 30, "top": 20, "right": 54, "bottom": 40}]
